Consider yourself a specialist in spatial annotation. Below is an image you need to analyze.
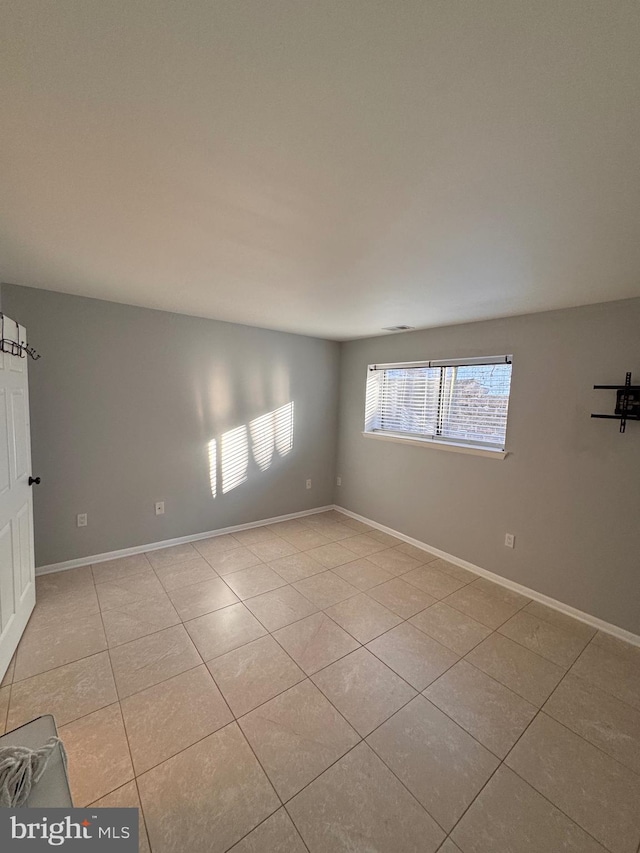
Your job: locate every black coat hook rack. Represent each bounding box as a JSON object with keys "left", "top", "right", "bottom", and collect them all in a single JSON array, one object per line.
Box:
[
  {"left": 0, "top": 313, "right": 41, "bottom": 361},
  {"left": 591, "top": 372, "right": 639, "bottom": 433}
]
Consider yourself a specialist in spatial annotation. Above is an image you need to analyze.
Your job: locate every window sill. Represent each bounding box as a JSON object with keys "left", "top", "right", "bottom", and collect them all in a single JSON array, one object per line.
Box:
[{"left": 362, "top": 431, "right": 509, "bottom": 459}]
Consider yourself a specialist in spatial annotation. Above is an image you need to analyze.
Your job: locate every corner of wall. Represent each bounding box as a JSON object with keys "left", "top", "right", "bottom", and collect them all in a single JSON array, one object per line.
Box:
[{"left": 331, "top": 339, "right": 346, "bottom": 505}]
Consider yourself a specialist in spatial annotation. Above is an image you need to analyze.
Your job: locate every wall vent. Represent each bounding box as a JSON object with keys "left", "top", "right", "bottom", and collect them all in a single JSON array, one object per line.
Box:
[{"left": 382, "top": 325, "right": 415, "bottom": 332}]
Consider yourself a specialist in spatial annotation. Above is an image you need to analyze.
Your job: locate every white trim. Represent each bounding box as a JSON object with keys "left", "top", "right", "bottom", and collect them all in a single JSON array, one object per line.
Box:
[
  {"left": 35, "top": 505, "right": 334, "bottom": 576},
  {"left": 362, "top": 431, "right": 508, "bottom": 459},
  {"left": 35, "top": 500, "right": 640, "bottom": 649},
  {"left": 333, "top": 505, "right": 640, "bottom": 648},
  {"left": 0, "top": 586, "right": 34, "bottom": 682}
]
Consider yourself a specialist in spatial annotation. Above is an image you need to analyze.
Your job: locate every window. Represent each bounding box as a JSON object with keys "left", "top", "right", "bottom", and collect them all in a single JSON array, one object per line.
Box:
[{"left": 364, "top": 355, "right": 513, "bottom": 452}]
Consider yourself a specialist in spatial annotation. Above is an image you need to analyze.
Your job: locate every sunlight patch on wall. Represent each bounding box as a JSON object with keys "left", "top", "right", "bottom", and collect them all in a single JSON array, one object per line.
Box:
[
  {"left": 249, "top": 410, "right": 275, "bottom": 472},
  {"left": 274, "top": 401, "right": 294, "bottom": 456},
  {"left": 221, "top": 424, "right": 249, "bottom": 494},
  {"left": 208, "top": 402, "right": 295, "bottom": 498},
  {"left": 250, "top": 401, "right": 295, "bottom": 471},
  {"left": 208, "top": 438, "right": 217, "bottom": 498}
]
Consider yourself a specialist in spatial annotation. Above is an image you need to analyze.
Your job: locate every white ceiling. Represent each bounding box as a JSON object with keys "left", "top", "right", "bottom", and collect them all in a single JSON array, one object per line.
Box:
[{"left": 1, "top": 1, "right": 639, "bottom": 340}]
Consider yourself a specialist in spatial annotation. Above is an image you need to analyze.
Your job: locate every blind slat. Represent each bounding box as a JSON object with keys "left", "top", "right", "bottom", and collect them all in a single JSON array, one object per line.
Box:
[{"left": 365, "top": 361, "right": 512, "bottom": 449}]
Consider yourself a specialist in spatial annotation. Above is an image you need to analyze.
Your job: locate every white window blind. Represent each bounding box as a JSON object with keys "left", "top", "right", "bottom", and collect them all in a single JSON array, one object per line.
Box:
[{"left": 365, "top": 356, "right": 512, "bottom": 450}]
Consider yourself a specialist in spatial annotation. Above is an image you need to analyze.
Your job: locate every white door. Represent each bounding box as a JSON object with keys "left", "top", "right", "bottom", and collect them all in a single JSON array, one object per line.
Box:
[{"left": 0, "top": 315, "right": 36, "bottom": 680}]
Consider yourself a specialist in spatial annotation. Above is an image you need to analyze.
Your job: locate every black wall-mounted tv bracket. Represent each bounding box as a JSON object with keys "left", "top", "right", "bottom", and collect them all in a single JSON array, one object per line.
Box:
[{"left": 591, "top": 372, "right": 640, "bottom": 433}]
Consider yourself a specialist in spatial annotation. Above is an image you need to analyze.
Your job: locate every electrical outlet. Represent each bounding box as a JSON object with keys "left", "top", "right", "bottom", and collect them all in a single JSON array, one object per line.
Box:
[
  {"left": 306, "top": 479, "right": 312, "bottom": 490},
  {"left": 155, "top": 501, "right": 165, "bottom": 516},
  {"left": 77, "top": 513, "right": 87, "bottom": 528},
  {"left": 336, "top": 475, "right": 342, "bottom": 486},
  {"left": 505, "top": 533, "right": 515, "bottom": 549}
]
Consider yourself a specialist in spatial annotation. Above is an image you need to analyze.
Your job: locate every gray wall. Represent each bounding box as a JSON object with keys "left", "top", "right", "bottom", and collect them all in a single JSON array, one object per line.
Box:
[
  {"left": 336, "top": 299, "right": 640, "bottom": 635},
  {"left": 1, "top": 284, "right": 340, "bottom": 566},
  {"left": 3, "top": 281, "right": 639, "bottom": 634}
]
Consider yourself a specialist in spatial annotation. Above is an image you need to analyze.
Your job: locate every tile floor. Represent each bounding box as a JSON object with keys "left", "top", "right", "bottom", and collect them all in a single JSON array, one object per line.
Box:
[{"left": 1, "top": 510, "right": 639, "bottom": 853}]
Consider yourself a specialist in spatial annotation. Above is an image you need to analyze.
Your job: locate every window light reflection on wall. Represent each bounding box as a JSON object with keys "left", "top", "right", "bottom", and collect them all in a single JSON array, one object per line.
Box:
[{"left": 208, "top": 401, "right": 295, "bottom": 498}]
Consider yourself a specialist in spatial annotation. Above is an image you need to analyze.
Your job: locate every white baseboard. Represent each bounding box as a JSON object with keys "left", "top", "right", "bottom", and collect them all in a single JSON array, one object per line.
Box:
[
  {"left": 35, "top": 500, "right": 640, "bottom": 649},
  {"left": 35, "top": 505, "right": 334, "bottom": 576},
  {"left": 334, "top": 505, "right": 640, "bottom": 649}
]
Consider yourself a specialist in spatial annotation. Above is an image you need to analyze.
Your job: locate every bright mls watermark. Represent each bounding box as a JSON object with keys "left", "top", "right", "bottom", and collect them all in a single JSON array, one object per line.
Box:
[{"left": 0, "top": 809, "right": 138, "bottom": 851}]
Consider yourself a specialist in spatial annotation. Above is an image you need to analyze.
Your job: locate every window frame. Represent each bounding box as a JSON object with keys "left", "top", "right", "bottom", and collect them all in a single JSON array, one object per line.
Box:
[{"left": 363, "top": 355, "right": 513, "bottom": 456}]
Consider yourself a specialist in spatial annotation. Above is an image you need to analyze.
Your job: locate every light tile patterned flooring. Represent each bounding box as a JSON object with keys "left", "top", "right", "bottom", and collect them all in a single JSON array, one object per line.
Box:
[{"left": 1, "top": 510, "right": 639, "bottom": 853}]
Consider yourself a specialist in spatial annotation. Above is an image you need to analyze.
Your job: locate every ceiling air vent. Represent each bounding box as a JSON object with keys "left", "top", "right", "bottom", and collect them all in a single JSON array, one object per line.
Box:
[{"left": 382, "top": 325, "right": 415, "bottom": 332}]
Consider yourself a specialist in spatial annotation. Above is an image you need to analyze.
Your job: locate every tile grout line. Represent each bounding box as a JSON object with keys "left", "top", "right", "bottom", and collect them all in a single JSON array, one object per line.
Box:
[
  {"left": 503, "top": 746, "right": 622, "bottom": 853},
  {"left": 13, "top": 513, "right": 640, "bottom": 851},
  {"left": 563, "top": 633, "right": 640, "bottom": 716},
  {"left": 280, "top": 804, "right": 313, "bottom": 853},
  {"left": 36, "top": 531, "right": 465, "bottom": 668},
  {"left": 456, "top": 652, "right": 563, "bottom": 708},
  {"left": 224, "top": 802, "right": 310, "bottom": 853},
  {"left": 281, "top": 727, "right": 447, "bottom": 843},
  {"left": 335, "top": 509, "right": 640, "bottom": 649},
  {"left": 522, "top": 600, "right": 599, "bottom": 635},
  {"left": 100, "top": 562, "right": 257, "bottom": 853},
  {"left": 443, "top": 651, "right": 629, "bottom": 853},
  {"left": 93, "top": 571, "right": 138, "bottom": 810},
  {"left": 269, "top": 625, "right": 364, "bottom": 679},
  {"left": 86, "top": 778, "right": 152, "bottom": 853},
  {"left": 54, "top": 571, "right": 128, "bottom": 808},
  {"left": 20, "top": 610, "right": 616, "bottom": 816},
  {"left": 290, "top": 584, "right": 638, "bottom": 845},
  {"left": 362, "top": 654, "right": 506, "bottom": 758},
  {"left": 77, "top": 662, "right": 614, "bottom": 853},
  {"left": 16, "top": 549, "right": 636, "bottom": 730},
  {"left": 234, "top": 610, "right": 464, "bottom": 841},
  {"left": 436, "top": 587, "right": 609, "bottom": 674},
  {"left": 99, "top": 532, "right": 640, "bottom": 832},
  {"left": 194, "top": 667, "right": 292, "bottom": 839},
  {"left": 17, "top": 546, "right": 637, "bottom": 726},
  {"left": 161, "top": 596, "right": 296, "bottom": 849},
  {"left": 106, "top": 605, "right": 361, "bottom": 733},
  {"left": 456, "top": 632, "right": 640, "bottom": 773},
  {"left": 107, "top": 548, "right": 636, "bottom": 846},
  {"left": 204, "top": 549, "right": 620, "bottom": 724},
  {"left": 87, "top": 559, "right": 143, "bottom": 823},
  {"left": 439, "top": 589, "right": 531, "bottom": 633},
  {"left": 536, "top": 705, "right": 640, "bottom": 779},
  {"left": 541, "top": 647, "right": 640, "bottom": 775},
  {"left": 131, "top": 777, "right": 152, "bottom": 853},
  {"left": 125, "top": 718, "right": 284, "bottom": 853},
  {"left": 366, "top": 612, "right": 597, "bottom": 765},
  {"left": 174, "top": 588, "right": 449, "bottom": 842},
  {"left": 487, "top": 607, "right": 594, "bottom": 667},
  {"left": 348, "top": 647, "right": 518, "bottom": 837}
]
